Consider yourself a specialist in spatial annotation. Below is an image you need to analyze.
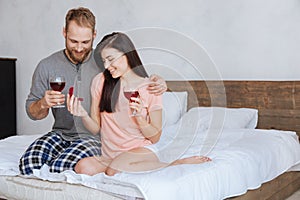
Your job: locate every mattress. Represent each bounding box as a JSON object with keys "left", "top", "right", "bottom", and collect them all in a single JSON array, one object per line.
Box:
[
  {"left": 0, "top": 175, "right": 126, "bottom": 200},
  {"left": 0, "top": 127, "right": 299, "bottom": 200}
]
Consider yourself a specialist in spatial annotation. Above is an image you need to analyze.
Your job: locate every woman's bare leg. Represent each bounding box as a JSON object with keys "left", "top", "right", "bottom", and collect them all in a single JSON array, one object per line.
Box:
[
  {"left": 106, "top": 148, "right": 166, "bottom": 175},
  {"left": 106, "top": 148, "right": 211, "bottom": 176},
  {"left": 75, "top": 156, "right": 111, "bottom": 176}
]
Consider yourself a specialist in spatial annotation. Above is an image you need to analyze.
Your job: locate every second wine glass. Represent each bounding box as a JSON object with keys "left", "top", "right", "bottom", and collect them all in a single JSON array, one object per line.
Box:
[{"left": 123, "top": 88, "right": 139, "bottom": 116}]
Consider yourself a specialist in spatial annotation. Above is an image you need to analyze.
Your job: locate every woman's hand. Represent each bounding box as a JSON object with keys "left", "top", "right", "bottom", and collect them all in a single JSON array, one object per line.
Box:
[
  {"left": 129, "top": 96, "right": 144, "bottom": 116},
  {"left": 67, "top": 94, "right": 88, "bottom": 117},
  {"left": 147, "top": 74, "right": 167, "bottom": 95},
  {"left": 67, "top": 92, "right": 100, "bottom": 135}
]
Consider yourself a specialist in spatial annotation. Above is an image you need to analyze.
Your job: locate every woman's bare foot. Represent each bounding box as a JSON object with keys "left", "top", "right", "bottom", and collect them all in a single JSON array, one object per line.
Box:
[{"left": 171, "top": 156, "right": 211, "bottom": 166}]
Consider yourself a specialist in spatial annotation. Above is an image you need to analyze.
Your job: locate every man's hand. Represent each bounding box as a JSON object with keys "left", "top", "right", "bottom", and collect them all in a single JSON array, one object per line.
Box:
[
  {"left": 43, "top": 90, "right": 65, "bottom": 109},
  {"left": 28, "top": 90, "right": 65, "bottom": 120},
  {"left": 147, "top": 74, "right": 167, "bottom": 95}
]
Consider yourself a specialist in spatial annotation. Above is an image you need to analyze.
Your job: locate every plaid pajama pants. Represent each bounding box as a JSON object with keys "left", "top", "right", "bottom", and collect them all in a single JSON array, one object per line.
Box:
[{"left": 19, "top": 131, "right": 101, "bottom": 175}]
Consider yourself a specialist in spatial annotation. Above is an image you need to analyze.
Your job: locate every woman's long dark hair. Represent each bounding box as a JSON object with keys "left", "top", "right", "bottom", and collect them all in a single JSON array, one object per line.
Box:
[{"left": 94, "top": 32, "right": 149, "bottom": 112}]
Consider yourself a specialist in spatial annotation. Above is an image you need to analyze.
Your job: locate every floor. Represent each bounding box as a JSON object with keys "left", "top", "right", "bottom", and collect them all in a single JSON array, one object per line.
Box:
[{"left": 286, "top": 189, "right": 300, "bottom": 200}]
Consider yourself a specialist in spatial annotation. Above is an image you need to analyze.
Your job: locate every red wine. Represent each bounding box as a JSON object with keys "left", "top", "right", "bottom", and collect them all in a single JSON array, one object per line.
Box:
[
  {"left": 124, "top": 91, "right": 139, "bottom": 102},
  {"left": 50, "top": 82, "right": 65, "bottom": 92}
]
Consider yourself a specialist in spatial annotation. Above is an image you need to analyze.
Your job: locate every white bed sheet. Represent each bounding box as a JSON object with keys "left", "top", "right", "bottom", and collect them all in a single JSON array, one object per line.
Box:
[{"left": 0, "top": 128, "right": 299, "bottom": 200}]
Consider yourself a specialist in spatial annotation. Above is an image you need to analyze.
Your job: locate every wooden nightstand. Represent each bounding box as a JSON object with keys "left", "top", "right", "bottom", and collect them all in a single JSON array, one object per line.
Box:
[{"left": 0, "top": 58, "right": 16, "bottom": 139}]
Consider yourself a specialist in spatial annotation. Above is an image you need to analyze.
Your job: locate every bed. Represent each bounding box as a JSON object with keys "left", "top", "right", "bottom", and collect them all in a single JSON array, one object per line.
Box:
[{"left": 0, "top": 80, "right": 299, "bottom": 200}]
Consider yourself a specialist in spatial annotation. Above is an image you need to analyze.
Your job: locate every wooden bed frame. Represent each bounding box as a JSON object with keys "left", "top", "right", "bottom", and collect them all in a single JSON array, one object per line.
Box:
[{"left": 167, "top": 80, "right": 300, "bottom": 200}]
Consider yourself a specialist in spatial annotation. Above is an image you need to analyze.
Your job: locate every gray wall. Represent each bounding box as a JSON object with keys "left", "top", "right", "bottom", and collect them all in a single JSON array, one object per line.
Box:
[{"left": 0, "top": 0, "right": 299, "bottom": 135}]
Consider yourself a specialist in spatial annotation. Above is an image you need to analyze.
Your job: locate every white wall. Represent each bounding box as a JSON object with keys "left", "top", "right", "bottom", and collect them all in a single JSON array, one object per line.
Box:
[{"left": 0, "top": 0, "right": 299, "bottom": 135}]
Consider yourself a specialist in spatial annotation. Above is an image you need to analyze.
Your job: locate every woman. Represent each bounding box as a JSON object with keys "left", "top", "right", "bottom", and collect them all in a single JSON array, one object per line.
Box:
[{"left": 68, "top": 32, "right": 211, "bottom": 176}]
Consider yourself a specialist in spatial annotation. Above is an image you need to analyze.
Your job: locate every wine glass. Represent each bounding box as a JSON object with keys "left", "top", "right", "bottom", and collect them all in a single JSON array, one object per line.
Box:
[
  {"left": 50, "top": 76, "right": 66, "bottom": 108},
  {"left": 123, "top": 88, "right": 139, "bottom": 116}
]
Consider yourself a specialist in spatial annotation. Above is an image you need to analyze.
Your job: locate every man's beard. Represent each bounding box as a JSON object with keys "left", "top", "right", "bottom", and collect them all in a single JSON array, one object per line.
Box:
[{"left": 66, "top": 46, "right": 92, "bottom": 64}]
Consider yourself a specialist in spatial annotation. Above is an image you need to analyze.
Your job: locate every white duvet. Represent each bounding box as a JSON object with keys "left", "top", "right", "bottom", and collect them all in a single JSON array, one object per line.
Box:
[{"left": 0, "top": 125, "right": 300, "bottom": 199}]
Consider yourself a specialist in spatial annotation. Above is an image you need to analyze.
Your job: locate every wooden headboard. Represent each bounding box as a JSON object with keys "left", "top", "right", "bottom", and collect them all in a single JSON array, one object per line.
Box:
[{"left": 166, "top": 81, "right": 300, "bottom": 138}]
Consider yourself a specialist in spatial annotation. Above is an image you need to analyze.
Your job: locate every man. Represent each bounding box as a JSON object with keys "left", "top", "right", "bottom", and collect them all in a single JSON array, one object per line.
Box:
[{"left": 19, "top": 7, "right": 166, "bottom": 175}]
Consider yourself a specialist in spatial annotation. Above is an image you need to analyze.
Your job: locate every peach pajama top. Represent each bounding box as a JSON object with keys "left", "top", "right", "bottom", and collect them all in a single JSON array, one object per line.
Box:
[{"left": 91, "top": 73, "right": 162, "bottom": 160}]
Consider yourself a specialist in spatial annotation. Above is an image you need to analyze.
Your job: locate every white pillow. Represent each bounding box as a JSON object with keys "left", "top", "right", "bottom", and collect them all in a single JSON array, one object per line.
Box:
[
  {"left": 162, "top": 92, "right": 188, "bottom": 126},
  {"left": 188, "top": 107, "right": 258, "bottom": 130}
]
